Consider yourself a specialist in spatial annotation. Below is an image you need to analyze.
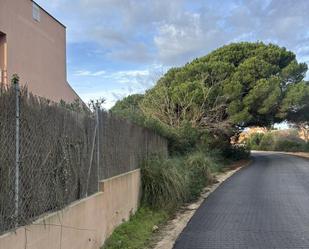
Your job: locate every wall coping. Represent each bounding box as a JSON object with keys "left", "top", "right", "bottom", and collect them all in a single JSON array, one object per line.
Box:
[{"left": 100, "top": 168, "right": 141, "bottom": 184}]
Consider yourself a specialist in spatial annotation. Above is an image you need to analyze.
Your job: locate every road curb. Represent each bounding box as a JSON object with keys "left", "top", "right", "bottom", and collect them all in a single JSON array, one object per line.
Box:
[
  {"left": 284, "top": 152, "right": 309, "bottom": 159},
  {"left": 152, "top": 159, "right": 251, "bottom": 249}
]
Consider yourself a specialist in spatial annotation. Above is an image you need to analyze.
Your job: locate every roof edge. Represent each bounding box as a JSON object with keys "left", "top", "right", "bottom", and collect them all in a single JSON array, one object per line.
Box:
[{"left": 31, "top": 0, "right": 66, "bottom": 29}]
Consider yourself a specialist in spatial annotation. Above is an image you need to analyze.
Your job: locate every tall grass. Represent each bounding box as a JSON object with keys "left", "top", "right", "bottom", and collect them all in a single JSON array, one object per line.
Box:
[
  {"left": 185, "top": 151, "right": 216, "bottom": 200},
  {"left": 103, "top": 149, "right": 246, "bottom": 249},
  {"left": 141, "top": 151, "right": 221, "bottom": 211},
  {"left": 141, "top": 156, "right": 189, "bottom": 211}
]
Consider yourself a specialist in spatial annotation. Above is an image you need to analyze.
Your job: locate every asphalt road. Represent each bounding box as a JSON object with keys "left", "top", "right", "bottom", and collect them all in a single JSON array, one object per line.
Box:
[{"left": 173, "top": 152, "right": 309, "bottom": 249}]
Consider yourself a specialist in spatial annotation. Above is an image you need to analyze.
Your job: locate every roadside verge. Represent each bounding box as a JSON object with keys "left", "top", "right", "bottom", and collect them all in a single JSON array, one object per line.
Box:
[
  {"left": 151, "top": 159, "right": 251, "bottom": 249},
  {"left": 284, "top": 152, "right": 309, "bottom": 159}
]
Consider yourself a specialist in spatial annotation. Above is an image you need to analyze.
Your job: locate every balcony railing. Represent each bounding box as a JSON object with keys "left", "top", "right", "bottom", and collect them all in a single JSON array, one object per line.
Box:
[{"left": 0, "top": 69, "right": 7, "bottom": 84}]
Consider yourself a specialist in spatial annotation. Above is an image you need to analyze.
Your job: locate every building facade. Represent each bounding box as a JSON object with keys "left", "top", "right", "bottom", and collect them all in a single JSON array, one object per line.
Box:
[{"left": 0, "top": 0, "right": 79, "bottom": 102}]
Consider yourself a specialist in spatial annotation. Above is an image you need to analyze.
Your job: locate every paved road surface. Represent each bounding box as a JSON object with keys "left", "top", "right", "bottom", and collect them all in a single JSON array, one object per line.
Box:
[{"left": 173, "top": 152, "right": 309, "bottom": 249}]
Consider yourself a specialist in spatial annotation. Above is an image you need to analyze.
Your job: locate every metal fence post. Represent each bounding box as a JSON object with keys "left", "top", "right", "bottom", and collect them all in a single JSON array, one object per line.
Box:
[
  {"left": 85, "top": 107, "right": 99, "bottom": 197},
  {"left": 96, "top": 107, "right": 100, "bottom": 191},
  {"left": 12, "top": 74, "right": 20, "bottom": 227}
]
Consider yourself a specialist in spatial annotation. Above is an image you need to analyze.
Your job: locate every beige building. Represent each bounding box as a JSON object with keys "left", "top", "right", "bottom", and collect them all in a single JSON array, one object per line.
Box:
[{"left": 0, "top": 0, "right": 79, "bottom": 102}]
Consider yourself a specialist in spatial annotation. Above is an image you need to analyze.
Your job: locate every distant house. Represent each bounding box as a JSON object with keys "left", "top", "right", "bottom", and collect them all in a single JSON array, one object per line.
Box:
[{"left": 0, "top": 0, "right": 79, "bottom": 103}]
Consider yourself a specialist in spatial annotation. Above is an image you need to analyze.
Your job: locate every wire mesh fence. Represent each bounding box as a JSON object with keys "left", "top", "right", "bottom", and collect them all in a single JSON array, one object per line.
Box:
[
  {"left": 98, "top": 111, "right": 168, "bottom": 179},
  {"left": 0, "top": 85, "right": 16, "bottom": 234},
  {"left": 0, "top": 80, "right": 167, "bottom": 235}
]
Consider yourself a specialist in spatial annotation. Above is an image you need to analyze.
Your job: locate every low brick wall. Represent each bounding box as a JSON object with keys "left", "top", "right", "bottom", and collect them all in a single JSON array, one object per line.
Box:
[{"left": 0, "top": 169, "right": 141, "bottom": 249}]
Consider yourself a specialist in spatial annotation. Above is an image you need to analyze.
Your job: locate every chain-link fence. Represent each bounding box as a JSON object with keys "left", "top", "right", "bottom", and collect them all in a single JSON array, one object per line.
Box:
[
  {"left": 0, "top": 85, "right": 16, "bottom": 234},
  {"left": 0, "top": 80, "right": 168, "bottom": 235},
  {"left": 98, "top": 111, "right": 168, "bottom": 179}
]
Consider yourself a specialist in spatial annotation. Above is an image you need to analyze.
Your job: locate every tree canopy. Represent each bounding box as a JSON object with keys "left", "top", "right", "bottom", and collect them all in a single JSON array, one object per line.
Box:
[
  {"left": 111, "top": 94, "right": 147, "bottom": 126},
  {"left": 141, "top": 42, "right": 308, "bottom": 131},
  {"left": 112, "top": 42, "right": 309, "bottom": 153}
]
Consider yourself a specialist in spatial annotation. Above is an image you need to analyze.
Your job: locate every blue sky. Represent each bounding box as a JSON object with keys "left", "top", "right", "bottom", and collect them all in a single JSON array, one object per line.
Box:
[{"left": 36, "top": 0, "right": 309, "bottom": 109}]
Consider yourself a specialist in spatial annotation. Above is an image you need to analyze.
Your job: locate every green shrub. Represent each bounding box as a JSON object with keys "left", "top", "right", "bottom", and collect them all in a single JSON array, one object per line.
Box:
[
  {"left": 303, "top": 142, "right": 309, "bottom": 152},
  {"left": 259, "top": 133, "right": 275, "bottom": 150},
  {"left": 185, "top": 152, "right": 215, "bottom": 200},
  {"left": 141, "top": 151, "right": 223, "bottom": 211},
  {"left": 246, "top": 133, "right": 265, "bottom": 149},
  {"left": 246, "top": 130, "right": 309, "bottom": 152},
  {"left": 273, "top": 139, "right": 304, "bottom": 152},
  {"left": 141, "top": 156, "right": 189, "bottom": 211},
  {"left": 222, "top": 145, "right": 251, "bottom": 161},
  {"left": 104, "top": 151, "right": 225, "bottom": 248}
]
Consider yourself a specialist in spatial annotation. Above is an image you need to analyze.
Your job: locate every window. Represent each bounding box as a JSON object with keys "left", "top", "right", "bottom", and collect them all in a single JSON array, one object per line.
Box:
[{"left": 32, "top": 2, "right": 40, "bottom": 22}]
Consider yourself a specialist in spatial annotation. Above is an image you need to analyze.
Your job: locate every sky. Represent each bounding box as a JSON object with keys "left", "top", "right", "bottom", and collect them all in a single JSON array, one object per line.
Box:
[{"left": 35, "top": 0, "right": 309, "bottom": 109}]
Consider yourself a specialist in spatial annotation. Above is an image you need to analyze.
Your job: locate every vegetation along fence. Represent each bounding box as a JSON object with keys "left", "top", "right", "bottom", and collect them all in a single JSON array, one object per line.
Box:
[{"left": 0, "top": 79, "right": 168, "bottom": 235}]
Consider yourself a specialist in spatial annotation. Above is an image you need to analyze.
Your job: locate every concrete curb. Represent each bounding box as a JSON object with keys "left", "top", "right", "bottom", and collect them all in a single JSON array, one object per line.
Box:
[
  {"left": 284, "top": 152, "right": 309, "bottom": 159},
  {"left": 152, "top": 160, "right": 251, "bottom": 249}
]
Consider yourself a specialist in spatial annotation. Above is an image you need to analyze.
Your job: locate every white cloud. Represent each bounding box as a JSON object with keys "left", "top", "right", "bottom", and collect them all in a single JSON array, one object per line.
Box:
[
  {"left": 153, "top": 0, "right": 309, "bottom": 65},
  {"left": 74, "top": 70, "right": 92, "bottom": 76},
  {"left": 74, "top": 70, "right": 106, "bottom": 76},
  {"left": 37, "top": 0, "right": 309, "bottom": 66},
  {"left": 92, "top": 71, "right": 106, "bottom": 76},
  {"left": 107, "top": 43, "right": 153, "bottom": 63},
  {"left": 79, "top": 88, "right": 131, "bottom": 110},
  {"left": 76, "top": 65, "right": 167, "bottom": 108},
  {"left": 80, "top": 85, "right": 146, "bottom": 110},
  {"left": 154, "top": 12, "right": 214, "bottom": 64},
  {"left": 37, "top": 0, "right": 309, "bottom": 103}
]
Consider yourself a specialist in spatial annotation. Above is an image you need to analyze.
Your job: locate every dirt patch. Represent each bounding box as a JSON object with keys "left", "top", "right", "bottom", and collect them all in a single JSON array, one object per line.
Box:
[{"left": 150, "top": 159, "right": 251, "bottom": 249}]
